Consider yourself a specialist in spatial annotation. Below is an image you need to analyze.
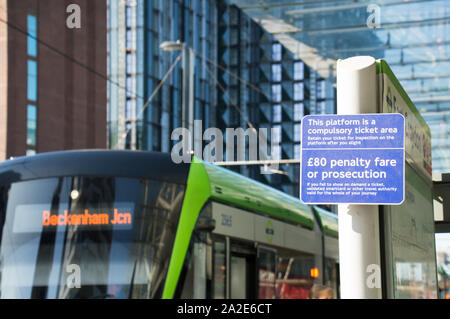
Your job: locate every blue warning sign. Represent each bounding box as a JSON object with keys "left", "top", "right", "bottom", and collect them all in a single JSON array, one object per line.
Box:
[{"left": 300, "top": 114, "right": 405, "bottom": 205}]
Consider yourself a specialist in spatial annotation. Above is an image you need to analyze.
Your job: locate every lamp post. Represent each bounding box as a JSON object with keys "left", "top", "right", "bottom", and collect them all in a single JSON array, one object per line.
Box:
[{"left": 160, "top": 40, "right": 195, "bottom": 150}]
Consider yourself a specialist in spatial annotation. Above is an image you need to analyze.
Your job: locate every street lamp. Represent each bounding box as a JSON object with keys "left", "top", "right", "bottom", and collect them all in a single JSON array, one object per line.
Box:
[
  {"left": 159, "top": 40, "right": 185, "bottom": 52},
  {"left": 160, "top": 40, "right": 195, "bottom": 148}
]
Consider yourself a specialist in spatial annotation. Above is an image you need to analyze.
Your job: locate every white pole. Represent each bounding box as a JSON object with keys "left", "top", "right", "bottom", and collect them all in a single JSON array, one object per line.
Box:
[{"left": 337, "top": 56, "right": 382, "bottom": 299}]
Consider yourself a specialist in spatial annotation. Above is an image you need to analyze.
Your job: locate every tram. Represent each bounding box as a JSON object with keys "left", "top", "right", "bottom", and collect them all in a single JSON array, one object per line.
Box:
[{"left": 0, "top": 150, "right": 338, "bottom": 299}]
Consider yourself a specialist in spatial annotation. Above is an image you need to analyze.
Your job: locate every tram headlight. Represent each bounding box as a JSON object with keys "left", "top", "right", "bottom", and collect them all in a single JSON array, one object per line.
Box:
[{"left": 70, "top": 190, "right": 80, "bottom": 200}]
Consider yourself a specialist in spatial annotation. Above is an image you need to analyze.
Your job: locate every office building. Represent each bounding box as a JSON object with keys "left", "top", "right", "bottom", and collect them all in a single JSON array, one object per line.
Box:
[{"left": 107, "top": 0, "right": 335, "bottom": 196}]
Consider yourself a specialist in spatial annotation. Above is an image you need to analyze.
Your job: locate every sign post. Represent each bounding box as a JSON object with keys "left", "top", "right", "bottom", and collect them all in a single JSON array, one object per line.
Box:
[
  {"left": 335, "top": 56, "right": 382, "bottom": 298},
  {"left": 300, "top": 56, "right": 386, "bottom": 298},
  {"left": 300, "top": 56, "right": 436, "bottom": 299}
]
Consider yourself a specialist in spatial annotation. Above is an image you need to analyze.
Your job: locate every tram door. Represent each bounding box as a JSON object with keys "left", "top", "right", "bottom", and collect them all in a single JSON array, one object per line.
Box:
[{"left": 230, "top": 241, "right": 256, "bottom": 299}]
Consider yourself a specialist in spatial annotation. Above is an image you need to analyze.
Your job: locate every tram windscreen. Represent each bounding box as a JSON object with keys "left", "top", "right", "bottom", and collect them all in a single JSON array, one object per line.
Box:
[{"left": 0, "top": 176, "right": 185, "bottom": 299}]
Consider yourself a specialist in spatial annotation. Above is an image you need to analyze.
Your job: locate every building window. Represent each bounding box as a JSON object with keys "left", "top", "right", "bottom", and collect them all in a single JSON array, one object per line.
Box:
[
  {"left": 230, "top": 28, "right": 239, "bottom": 45},
  {"left": 294, "top": 103, "right": 304, "bottom": 122},
  {"left": 294, "top": 62, "right": 304, "bottom": 81},
  {"left": 126, "top": 6, "right": 135, "bottom": 28},
  {"left": 27, "top": 15, "right": 37, "bottom": 57},
  {"left": 126, "top": 76, "right": 135, "bottom": 98},
  {"left": 126, "top": 30, "right": 136, "bottom": 50},
  {"left": 273, "top": 104, "right": 281, "bottom": 123},
  {"left": 272, "top": 43, "right": 282, "bottom": 62},
  {"left": 230, "top": 49, "right": 238, "bottom": 65},
  {"left": 272, "top": 145, "right": 281, "bottom": 160},
  {"left": 294, "top": 144, "right": 301, "bottom": 159},
  {"left": 272, "top": 84, "right": 282, "bottom": 102},
  {"left": 272, "top": 64, "right": 281, "bottom": 82},
  {"left": 126, "top": 100, "right": 135, "bottom": 120},
  {"left": 125, "top": 122, "right": 132, "bottom": 149},
  {"left": 294, "top": 82, "right": 304, "bottom": 101},
  {"left": 27, "top": 105, "right": 37, "bottom": 148},
  {"left": 317, "top": 79, "right": 326, "bottom": 99},
  {"left": 294, "top": 123, "right": 301, "bottom": 142},
  {"left": 318, "top": 101, "right": 327, "bottom": 114},
  {"left": 127, "top": 53, "right": 136, "bottom": 74},
  {"left": 27, "top": 60, "right": 38, "bottom": 102},
  {"left": 272, "top": 125, "right": 282, "bottom": 144}
]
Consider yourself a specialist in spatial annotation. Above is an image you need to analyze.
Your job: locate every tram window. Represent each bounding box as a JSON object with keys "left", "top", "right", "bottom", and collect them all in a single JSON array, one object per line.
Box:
[
  {"left": 0, "top": 176, "right": 185, "bottom": 299},
  {"left": 323, "top": 258, "right": 338, "bottom": 299},
  {"left": 257, "top": 248, "right": 276, "bottom": 299},
  {"left": 179, "top": 235, "right": 223, "bottom": 299},
  {"left": 180, "top": 242, "right": 207, "bottom": 298},
  {"left": 275, "top": 249, "right": 315, "bottom": 299},
  {"left": 213, "top": 240, "right": 226, "bottom": 299},
  {"left": 435, "top": 233, "right": 450, "bottom": 299},
  {"left": 178, "top": 204, "right": 214, "bottom": 299},
  {"left": 231, "top": 256, "right": 247, "bottom": 299}
]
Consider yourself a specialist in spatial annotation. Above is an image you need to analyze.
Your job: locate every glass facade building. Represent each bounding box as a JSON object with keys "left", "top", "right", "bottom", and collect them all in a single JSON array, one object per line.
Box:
[
  {"left": 107, "top": 0, "right": 335, "bottom": 197},
  {"left": 108, "top": 0, "right": 218, "bottom": 153},
  {"left": 227, "top": 0, "right": 450, "bottom": 299},
  {"left": 231, "top": 0, "right": 450, "bottom": 174}
]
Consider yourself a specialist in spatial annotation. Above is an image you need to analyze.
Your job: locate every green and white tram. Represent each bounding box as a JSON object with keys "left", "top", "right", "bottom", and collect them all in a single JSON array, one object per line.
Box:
[{"left": 0, "top": 151, "right": 338, "bottom": 299}]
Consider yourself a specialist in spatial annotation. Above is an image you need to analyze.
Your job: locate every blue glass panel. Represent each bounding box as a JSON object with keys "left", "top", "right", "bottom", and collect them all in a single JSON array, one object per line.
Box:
[
  {"left": 27, "top": 105, "right": 37, "bottom": 146},
  {"left": 273, "top": 104, "right": 281, "bottom": 123},
  {"left": 27, "top": 15, "right": 37, "bottom": 36},
  {"left": 27, "top": 37, "right": 37, "bottom": 57},
  {"left": 294, "top": 62, "right": 304, "bottom": 81},
  {"left": 294, "top": 82, "right": 304, "bottom": 101},
  {"left": 272, "top": 43, "right": 282, "bottom": 62},
  {"left": 272, "top": 64, "right": 282, "bottom": 82},
  {"left": 126, "top": 7, "right": 133, "bottom": 28},
  {"left": 272, "top": 84, "right": 281, "bottom": 102},
  {"left": 294, "top": 103, "right": 304, "bottom": 122},
  {"left": 27, "top": 60, "right": 38, "bottom": 101},
  {"left": 27, "top": 15, "right": 37, "bottom": 57},
  {"left": 27, "top": 104, "right": 37, "bottom": 121}
]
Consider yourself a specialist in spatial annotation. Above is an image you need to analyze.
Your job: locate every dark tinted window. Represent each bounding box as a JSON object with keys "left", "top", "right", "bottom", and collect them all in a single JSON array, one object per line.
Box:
[{"left": 0, "top": 176, "right": 185, "bottom": 299}]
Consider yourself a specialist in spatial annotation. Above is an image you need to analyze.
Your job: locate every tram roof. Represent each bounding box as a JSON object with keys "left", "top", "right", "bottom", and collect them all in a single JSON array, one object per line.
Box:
[
  {"left": 199, "top": 159, "right": 319, "bottom": 230},
  {"left": 312, "top": 206, "right": 338, "bottom": 238},
  {"left": 0, "top": 150, "right": 190, "bottom": 185}
]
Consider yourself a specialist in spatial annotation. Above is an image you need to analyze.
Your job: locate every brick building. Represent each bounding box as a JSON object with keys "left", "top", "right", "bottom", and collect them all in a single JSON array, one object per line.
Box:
[{"left": 0, "top": 0, "right": 107, "bottom": 160}]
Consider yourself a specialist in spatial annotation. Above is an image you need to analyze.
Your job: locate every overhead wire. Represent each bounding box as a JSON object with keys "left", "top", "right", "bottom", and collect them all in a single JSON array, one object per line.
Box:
[
  {"left": 0, "top": 12, "right": 143, "bottom": 100},
  {"left": 205, "top": 63, "right": 286, "bottom": 173},
  {"left": 116, "top": 54, "right": 181, "bottom": 148}
]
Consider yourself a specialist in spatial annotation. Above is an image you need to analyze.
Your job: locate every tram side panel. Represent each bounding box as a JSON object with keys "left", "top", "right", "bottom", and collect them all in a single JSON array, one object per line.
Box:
[{"left": 210, "top": 201, "right": 330, "bottom": 299}]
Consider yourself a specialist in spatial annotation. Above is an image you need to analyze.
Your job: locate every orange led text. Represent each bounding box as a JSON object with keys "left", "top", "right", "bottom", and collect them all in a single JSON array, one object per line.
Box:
[{"left": 42, "top": 209, "right": 132, "bottom": 227}]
